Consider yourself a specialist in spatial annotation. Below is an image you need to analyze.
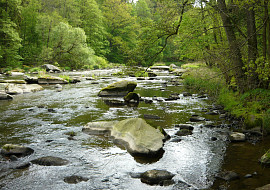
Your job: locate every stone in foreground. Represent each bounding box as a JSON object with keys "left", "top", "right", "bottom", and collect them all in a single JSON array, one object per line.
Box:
[
  {"left": 140, "top": 169, "right": 175, "bottom": 185},
  {"left": 1, "top": 144, "right": 34, "bottom": 157},
  {"left": 111, "top": 118, "right": 164, "bottom": 155},
  {"left": 98, "top": 80, "right": 137, "bottom": 97}
]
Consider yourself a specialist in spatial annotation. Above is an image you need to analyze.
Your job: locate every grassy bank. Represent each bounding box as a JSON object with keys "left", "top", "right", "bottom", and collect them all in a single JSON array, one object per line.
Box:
[{"left": 182, "top": 63, "right": 270, "bottom": 132}]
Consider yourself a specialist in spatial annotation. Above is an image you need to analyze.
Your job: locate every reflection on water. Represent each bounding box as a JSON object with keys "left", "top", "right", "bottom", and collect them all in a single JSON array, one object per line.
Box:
[{"left": 0, "top": 69, "right": 230, "bottom": 189}]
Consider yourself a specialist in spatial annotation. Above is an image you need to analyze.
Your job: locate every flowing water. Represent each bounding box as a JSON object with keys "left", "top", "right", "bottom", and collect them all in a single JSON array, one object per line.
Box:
[{"left": 0, "top": 69, "right": 245, "bottom": 190}]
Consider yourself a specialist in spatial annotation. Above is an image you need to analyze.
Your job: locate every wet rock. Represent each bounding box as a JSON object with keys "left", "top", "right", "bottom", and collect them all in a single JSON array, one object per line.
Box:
[
  {"left": 140, "top": 169, "right": 175, "bottom": 185},
  {"left": 5, "top": 84, "right": 23, "bottom": 94},
  {"left": 14, "top": 162, "right": 31, "bottom": 169},
  {"left": 144, "top": 99, "right": 153, "bottom": 104},
  {"left": 175, "top": 129, "right": 192, "bottom": 136},
  {"left": 9, "top": 155, "right": 18, "bottom": 161},
  {"left": 42, "top": 64, "right": 62, "bottom": 73},
  {"left": 111, "top": 118, "right": 165, "bottom": 155},
  {"left": 98, "top": 80, "right": 137, "bottom": 97},
  {"left": 190, "top": 117, "right": 205, "bottom": 122},
  {"left": 85, "top": 77, "right": 95, "bottom": 80},
  {"left": 48, "top": 108, "right": 56, "bottom": 112},
  {"left": 211, "top": 137, "right": 218, "bottom": 141},
  {"left": 144, "top": 114, "right": 160, "bottom": 120},
  {"left": 124, "top": 92, "right": 140, "bottom": 103},
  {"left": 24, "top": 76, "right": 38, "bottom": 84},
  {"left": 103, "top": 99, "right": 126, "bottom": 107},
  {"left": 170, "top": 138, "right": 182, "bottom": 143},
  {"left": 182, "top": 92, "right": 192, "bottom": 97},
  {"left": 175, "top": 124, "right": 194, "bottom": 131},
  {"left": 70, "top": 77, "right": 81, "bottom": 83},
  {"left": 0, "top": 144, "right": 34, "bottom": 157},
  {"left": 217, "top": 171, "right": 240, "bottom": 181},
  {"left": 83, "top": 121, "right": 118, "bottom": 135},
  {"left": 137, "top": 77, "right": 145, "bottom": 80},
  {"left": 64, "top": 175, "right": 89, "bottom": 184},
  {"left": 0, "top": 91, "right": 13, "bottom": 100},
  {"left": 229, "top": 132, "right": 245, "bottom": 142},
  {"left": 256, "top": 184, "right": 270, "bottom": 190},
  {"left": 31, "top": 156, "right": 69, "bottom": 166},
  {"left": 259, "top": 149, "right": 270, "bottom": 165}
]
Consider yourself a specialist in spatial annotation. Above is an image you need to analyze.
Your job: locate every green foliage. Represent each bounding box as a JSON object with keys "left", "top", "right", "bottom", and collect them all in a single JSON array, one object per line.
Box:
[
  {"left": 263, "top": 109, "right": 270, "bottom": 133},
  {"left": 59, "top": 75, "right": 72, "bottom": 83}
]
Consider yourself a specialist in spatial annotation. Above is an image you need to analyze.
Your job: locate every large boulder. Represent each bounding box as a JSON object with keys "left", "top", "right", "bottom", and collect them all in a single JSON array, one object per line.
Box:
[
  {"left": 98, "top": 80, "right": 137, "bottom": 97},
  {"left": 0, "top": 144, "right": 34, "bottom": 157},
  {"left": 111, "top": 118, "right": 164, "bottom": 155},
  {"left": 42, "top": 64, "right": 62, "bottom": 73}
]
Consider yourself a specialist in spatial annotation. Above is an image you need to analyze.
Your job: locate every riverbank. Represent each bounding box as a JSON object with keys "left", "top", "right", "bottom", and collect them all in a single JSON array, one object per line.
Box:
[{"left": 181, "top": 62, "right": 270, "bottom": 189}]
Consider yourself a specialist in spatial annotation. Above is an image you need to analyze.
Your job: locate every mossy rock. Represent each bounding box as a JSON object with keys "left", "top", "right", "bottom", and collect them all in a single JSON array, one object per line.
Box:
[
  {"left": 244, "top": 114, "right": 263, "bottom": 129},
  {"left": 111, "top": 118, "right": 164, "bottom": 155},
  {"left": 260, "top": 149, "right": 270, "bottom": 165},
  {"left": 98, "top": 80, "right": 137, "bottom": 97},
  {"left": 124, "top": 92, "right": 140, "bottom": 102},
  {"left": 1, "top": 144, "right": 34, "bottom": 157}
]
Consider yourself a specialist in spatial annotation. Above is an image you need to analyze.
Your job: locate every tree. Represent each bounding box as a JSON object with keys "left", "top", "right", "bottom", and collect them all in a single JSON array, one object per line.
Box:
[
  {"left": 77, "top": 0, "right": 109, "bottom": 57},
  {"left": 102, "top": 0, "right": 137, "bottom": 63},
  {"left": 42, "top": 22, "right": 95, "bottom": 69},
  {"left": 0, "top": 0, "right": 22, "bottom": 68}
]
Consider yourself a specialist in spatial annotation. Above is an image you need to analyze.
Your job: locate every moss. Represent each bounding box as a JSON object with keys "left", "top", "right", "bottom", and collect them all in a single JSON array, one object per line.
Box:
[
  {"left": 100, "top": 80, "right": 137, "bottom": 92},
  {"left": 124, "top": 92, "right": 139, "bottom": 102}
]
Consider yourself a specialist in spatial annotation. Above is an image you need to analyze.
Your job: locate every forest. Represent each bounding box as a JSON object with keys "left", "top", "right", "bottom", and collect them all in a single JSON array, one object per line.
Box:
[{"left": 0, "top": 0, "right": 270, "bottom": 91}]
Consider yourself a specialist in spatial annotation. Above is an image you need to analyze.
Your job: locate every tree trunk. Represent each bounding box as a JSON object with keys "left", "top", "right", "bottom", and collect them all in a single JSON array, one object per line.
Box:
[
  {"left": 263, "top": 0, "right": 268, "bottom": 59},
  {"left": 246, "top": 6, "right": 258, "bottom": 89},
  {"left": 217, "top": 0, "right": 246, "bottom": 91},
  {"left": 246, "top": 7, "right": 257, "bottom": 63}
]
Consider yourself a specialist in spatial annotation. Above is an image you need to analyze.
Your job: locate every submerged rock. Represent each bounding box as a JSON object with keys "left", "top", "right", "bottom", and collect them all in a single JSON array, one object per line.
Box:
[
  {"left": 124, "top": 92, "right": 140, "bottom": 103},
  {"left": 98, "top": 80, "right": 137, "bottom": 97},
  {"left": 64, "top": 175, "right": 89, "bottom": 184},
  {"left": 175, "top": 129, "right": 193, "bottom": 136},
  {"left": 217, "top": 171, "right": 240, "bottom": 181},
  {"left": 175, "top": 124, "right": 194, "bottom": 131},
  {"left": 229, "top": 132, "right": 245, "bottom": 142},
  {"left": 111, "top": 118, "right": 165, "bottom": 155},
  {"left": 31, "top": 156, "right": 69, "bottom": 166},
  {"left": 140, "top": 169, "right": 175, "bottom": 185},
  {"left": 1, "top": 144, "right": 34, "bottom": 157}
]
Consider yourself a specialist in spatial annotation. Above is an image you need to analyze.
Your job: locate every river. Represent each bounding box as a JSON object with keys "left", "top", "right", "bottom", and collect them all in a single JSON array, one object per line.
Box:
[{"left": 0, "top": 68, "right": 266, "bottom": 190}]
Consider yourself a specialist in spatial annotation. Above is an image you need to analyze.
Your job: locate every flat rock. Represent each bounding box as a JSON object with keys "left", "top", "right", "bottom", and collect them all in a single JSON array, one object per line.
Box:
[
  {"left": 31, "top": 156, "right": 69, "bottom": 166},
  {"left": 0, "top": 80, "right": 26, "bottom": 84},
  {"left": 6, "top": 84, "right": 43, "bottom": 94},
  {"left": 38, "top": 76, "right": 68, "bottom": 84},
  {"left": 82, "top": 121, "right": 118, "bottom": 135},
  {"left": 0, "top": 91, "right": 13, "bottom": 100},
  {"left": 1, "top": 144, "right": 34, "bottom": 157},
  {"left": 98, "top": 80, "right": 137, "bottom": 97}
]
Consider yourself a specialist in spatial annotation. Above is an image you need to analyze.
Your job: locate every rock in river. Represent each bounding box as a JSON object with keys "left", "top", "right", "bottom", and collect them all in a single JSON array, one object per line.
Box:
[
  {"left": 229, "top": 132, "right": 245, "bottom": 142},
  {"left": 42, "top": 64, "right": 62, "bottom": 73},
  {"left": 111, "top": 118, "right": 165, "bottom": 155},
  {"left": 0, "top": 91, "right": 13, "bottom": 100},
  {"left": 82, "top": 121, "right": 118, "bottom": 135},
  {"left": 98, "top": 80, "right": 137, "bottom": 97},
  {"left": 0, "top": 144, "right": 34, "bottom": 157},
  {"left": 259, "top": 149, "right": 270, "bottom": 165},
  {"left": 31, "top": 156, "right": 69, "bottom": 166},
  {"left": 64, "top": 175, "right": 89, "bottom": 184},
  {"left": 140, "top": 169, "right": 175, "bottom": 185}
]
